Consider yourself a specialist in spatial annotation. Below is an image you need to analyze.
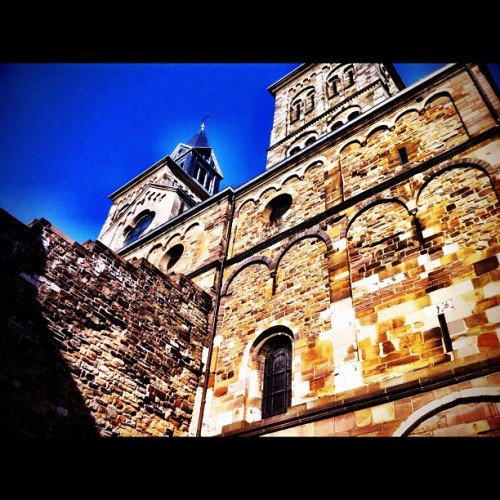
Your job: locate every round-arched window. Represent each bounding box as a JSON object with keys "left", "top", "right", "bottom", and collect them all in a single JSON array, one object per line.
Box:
[
  {"left": 266, "top": 193, "right": 292, "bottom": 223},
  {"left": 304, "top": 136, "right": 316, "bottom": 147},
  {"left": 165, "top": 244, "right": 184, "bottom": 270},
  {"left": 124, "top": 211, "right": 155, "bottom": 245}
]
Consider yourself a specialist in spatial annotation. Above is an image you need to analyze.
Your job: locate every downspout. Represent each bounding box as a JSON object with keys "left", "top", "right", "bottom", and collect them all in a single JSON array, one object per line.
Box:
[
  {"left": 465, "top": 64, "right": 500, "bottom": 125},
  {"left": 196, "top": 189, "right": 235, "bottom": 436}
]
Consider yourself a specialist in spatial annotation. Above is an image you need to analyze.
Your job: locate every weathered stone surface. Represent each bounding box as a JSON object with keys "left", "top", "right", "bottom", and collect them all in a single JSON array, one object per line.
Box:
[{"left": 0, "top": 211, "right": 211, "bottom": 437}]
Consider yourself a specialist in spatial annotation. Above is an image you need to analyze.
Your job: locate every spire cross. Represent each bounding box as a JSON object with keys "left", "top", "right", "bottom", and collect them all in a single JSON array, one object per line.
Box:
[{"left": 201, "top": 113, "right": 211, "bottom": 131}]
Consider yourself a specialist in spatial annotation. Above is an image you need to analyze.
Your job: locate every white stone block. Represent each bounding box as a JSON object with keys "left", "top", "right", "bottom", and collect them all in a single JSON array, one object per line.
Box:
[
  {"left": 443, "top": 243, "right": 459, "bottom": 255},
  {"left": 436, "top": 300, "right": 454, "bottom": 315},
  {"left": 486, "top": 305, "right": 500, "bottom": 323},
  {"left": 422, "top": 227, "right": 435, "bottom": 238},
  {"left": 216, "top": 411, "right": 233, "bottom": 429},
  {"left": 453, "top": 294, "right": 474, "bottom": 309},
  {"left": 424, "top": 258, "right": 441, "bottom": 272},
  {"left": 334, "top": 238, "right": 347, "bottom": 251},
  {"left": 294, "top": 380, "right": 311, "bottom": 398},
  {"left": 332, "top": 308, "right": 355, "bottom": 330},
  {"left": 320, "top": 307, "right": 332, "bottom": 320},
  {"left": 334, "top": 271, "right": 349, "bottom": 281},
  {"left": 357, "top": 324, "right": 377, "bottom": 341},
  {"left": 445, "top": 304, "right": 474, "bottom": 322},
  {"left": 484, "top": 281, "right": 500, "bottom": 299},
  {"left": 379, "top": 300, "right": 416, "bottom": 322},
  {"left": 418, "top": 254, "right": 430, "bottom": 266},
  {"left": 424, "top": 304, "right": 438, "bottom": 318},
  {"left": 452, "top": 335, "right": 475, "bottom": 350},
  {"left": 333, "top": 362, "right": 363, "bottom": 393},
  {"left": 429, "top": 286, "right": 456, "bottom": 304},
  {"left": 454, "top": 280, "right": 474, "bottom": 297},
  {"left": 407, "top": 309, "right": 426, "bottom": 324},
  {"left": 456, "top": 344, "right": 480, "bottom": 358},
  {"left": 228, "top": 378, "right": 246, "bottom": 394}
]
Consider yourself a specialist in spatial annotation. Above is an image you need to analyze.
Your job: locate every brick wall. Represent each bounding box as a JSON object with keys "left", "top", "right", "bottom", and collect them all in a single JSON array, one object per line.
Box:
[
  {"left": 122, "top": 195, "right": 232, "bottom": 294},
  {"left": 0, "top": 209, "right": 211, "bottom": 437},
  {"left": 202, "top": 64, "right": 500, "bottom": 436}
]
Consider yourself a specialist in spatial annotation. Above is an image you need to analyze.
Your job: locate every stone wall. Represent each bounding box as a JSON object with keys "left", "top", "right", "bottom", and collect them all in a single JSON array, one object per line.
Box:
[
  {"left": 201, "top": 64, "right": 500, "bottom": 436},
  {"left": 0, "top": 209, "right": 211, "bottom": 437},
  {"left": 122, "top": 195, "right": 232, "bottom": 294}
]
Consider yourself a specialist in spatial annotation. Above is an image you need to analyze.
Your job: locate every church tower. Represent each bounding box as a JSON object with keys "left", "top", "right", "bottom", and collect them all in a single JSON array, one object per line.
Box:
[
  {"left": 98, "top": 121, "right": 223, "bottom": 252},
  {"left": 266, "top": 63, "right": 404, "bottom": 168}
]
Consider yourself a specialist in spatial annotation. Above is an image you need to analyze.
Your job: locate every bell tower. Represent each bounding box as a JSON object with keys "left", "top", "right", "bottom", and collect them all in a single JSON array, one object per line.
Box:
[
  {"left": 265, "top": 63, "right": 405, "bottom": 168},
  {"left": 98, "top": 120, "right": 223, "bottom": 252}
]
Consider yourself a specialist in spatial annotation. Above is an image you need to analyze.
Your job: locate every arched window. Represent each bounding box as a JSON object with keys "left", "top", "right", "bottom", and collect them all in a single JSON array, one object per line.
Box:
[
  {"left": 304, "top": 136, "right": 316, "bottom": 147},
  {"left": 330, "top": 120, "right": 343, "bottom": 132},
  {"left": 289, "top": 146, "right": 301, "bottom": 157},
  {"left": 348, "top": 110, "right": 361, "bottom": 121},
  {"left": 124, "top": 210, "right": 155, "bottom": 245},
  {"left": 305, "top": 90, "right": 315, "bottom": 113},
  {"left": 266, "top": 193, "right": 293, "bottom": 223},
  {"left": 290, "top": 99, "right": 302, "bottom": 123},
  {"left": 344, "top": 65, "right": 355, "bottom": 87},
  {"left": 165, "top": 243, "right": 184, "bottom": 270},
  {"left": 327, "top": 75, "right": 341, "bottom": 98},
  {"left": 262, "top": 336, "right": 292, "bottom": 418}
]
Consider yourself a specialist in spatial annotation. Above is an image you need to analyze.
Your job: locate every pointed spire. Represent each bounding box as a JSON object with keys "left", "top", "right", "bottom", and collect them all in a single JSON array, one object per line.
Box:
[{"left": 187, "top": 114, "right": 211, "bottom": 148}]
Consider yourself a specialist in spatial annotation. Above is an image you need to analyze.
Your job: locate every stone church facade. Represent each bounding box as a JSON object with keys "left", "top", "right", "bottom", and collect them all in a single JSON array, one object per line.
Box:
[{"left": 2, "top": 63, "right": 500, "bottom": 437}]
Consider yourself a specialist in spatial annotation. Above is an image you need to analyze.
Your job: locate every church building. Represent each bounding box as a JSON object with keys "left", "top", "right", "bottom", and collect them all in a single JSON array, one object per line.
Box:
[{"left": 1, "top": 63, "right": 499, "bottom": 437}]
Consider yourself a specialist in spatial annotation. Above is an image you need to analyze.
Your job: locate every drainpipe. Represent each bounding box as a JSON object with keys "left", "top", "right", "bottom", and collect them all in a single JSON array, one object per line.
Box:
[
  {"left": 465, "top": 64, "right": 500, "bottom": 125},
  {"left": 196, "top": 189, "right": 235, "bottom": 436}
]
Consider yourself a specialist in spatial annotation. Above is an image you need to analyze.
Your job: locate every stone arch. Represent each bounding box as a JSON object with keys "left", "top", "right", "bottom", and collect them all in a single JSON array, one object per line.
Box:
[
  {"left": 393, "top": 386, "right": 500, "bottom": 436},
  {"left": 221, "top": 256, "right": 274, "bottom": 296},
  {"left": 275, "top": 229, "right": 333, "bottom": 271},
  {"left": 338, "top": 138, "right": 364, "bottom": 157},
  {"left": 281, "top": 173, "right": 302, "bottom": 187},
  {"left": 423, "top": 89, "right": 455, "bottom": 109},
  {"left": 303, "top": 159, "right": 324, "bottom": 177},
  {"left": 416, "top": 159, "right": 498, "bottom": 205},
  {"left": 165, "top": 232, "right": 182, "bottom": 246},
  {"left": 365, "top": 125, "right": 389, "bottom": 145},
  {"left": 416, "top": 162, "right": 500, "bottom": 253},
  {"left": 347, "top": 198, "right": 411, "bottom": 234},
  {"left": 365, "top": 121, "right": 393, "bottom": 138},
  {"left": 393, "top": 107, "right": 421, "bottom": 125},
  {"left": 235, "top": 197, "right": 258, "bottom": 215},
  {"left": 259, "top": 185, "right": 280, "bottom": 201},
  {"left": 274, "top": 234, "right": 331, "bottom": 319},
  {"left": 146, "top": 242, "right": 162, "bottom": 260},
  {"left": 184, "top": 221, "right": 203, "bottom": 240}
]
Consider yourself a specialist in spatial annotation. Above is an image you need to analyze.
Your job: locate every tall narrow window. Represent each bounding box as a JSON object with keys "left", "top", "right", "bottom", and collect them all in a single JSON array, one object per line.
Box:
[
  {"left": 291, "top": 100, "right": 302, "bottom": 123},
  {"left": 327, "top": 76, "right": 341, "bottom": 98},
  {"left": 398, "top": 147, "right": 409, "bottom": 164},
  {"left": 305, "top": 90, "right": 315, "bottom": 113},
  {"left": 344, "top": 66, "right": 355, "bottom": 87},
  {"left": 262, "top": 338, "right": 292, "bottom": 418}
]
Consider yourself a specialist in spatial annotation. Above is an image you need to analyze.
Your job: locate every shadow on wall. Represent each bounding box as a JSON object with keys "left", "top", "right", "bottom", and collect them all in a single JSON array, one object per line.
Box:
[{"left": 0, "top": 208, "right": 98, "bottom": 437}]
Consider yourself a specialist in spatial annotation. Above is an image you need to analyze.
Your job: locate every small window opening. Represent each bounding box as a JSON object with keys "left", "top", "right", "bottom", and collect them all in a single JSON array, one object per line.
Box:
[
  {"left": 166, "top": 244, "right": 184, "bottom": 270},
  {"left": 267, "top": 193, "right": 292, "bottom": 223},
  {"left": 398, "top": 147, "right": 409, "bottom": 164}
]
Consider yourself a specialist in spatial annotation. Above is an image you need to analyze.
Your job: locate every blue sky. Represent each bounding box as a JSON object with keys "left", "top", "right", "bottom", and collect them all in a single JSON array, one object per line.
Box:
[{"left": 1, "top": 63, "right": 499, "bottom": 243}]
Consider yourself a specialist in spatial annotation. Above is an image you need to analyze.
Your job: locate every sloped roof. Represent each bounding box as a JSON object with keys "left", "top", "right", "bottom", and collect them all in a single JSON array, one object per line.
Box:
[{"left": 187, "top": 128, "right": 210, "bottom": 148}]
